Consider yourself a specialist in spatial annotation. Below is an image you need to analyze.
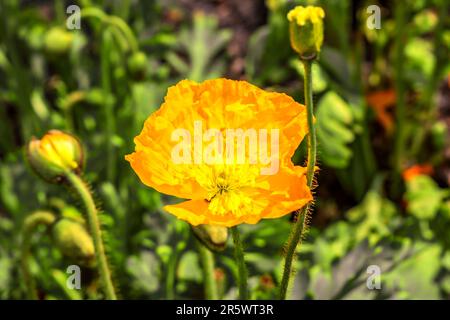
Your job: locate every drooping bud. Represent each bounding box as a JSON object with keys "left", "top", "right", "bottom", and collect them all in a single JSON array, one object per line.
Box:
[
  {"left": 52, "top": 218, "right": 95, "bottom": 266},
  {"left": 23, "top": 211, "right": 57, "bottom": 233},
  {"left": 27, "top": 130, "right": 83, "bottom": 183},
  {"left": 192, "top": 225, "right": 228, "bottom": 252},
  {"left": 44, "top": 27, "right": 73, "bottom": 55},
  {"left": 287, "top": 6, "right": 325, "bottom": 60}
]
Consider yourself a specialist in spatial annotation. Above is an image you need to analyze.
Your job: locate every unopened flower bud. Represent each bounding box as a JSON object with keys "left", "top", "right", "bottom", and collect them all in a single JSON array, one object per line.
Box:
[
  {"left": 44, "top": 27, "right": 73, "bottom": 55},
  {"left": 192, "top": 225, "right": 228, "bottom": 252},
  {"left": 127, "top": 51, "right": 148, "bottom": 80},
  {"left": 52, "top": 218, "right": 95, "bottom": 265},
  {"left": 287, "top": 6, "right": 325, "bottom": 60},
  {"left": 27, "top": 130, "right": 83, "bottom": 183}
]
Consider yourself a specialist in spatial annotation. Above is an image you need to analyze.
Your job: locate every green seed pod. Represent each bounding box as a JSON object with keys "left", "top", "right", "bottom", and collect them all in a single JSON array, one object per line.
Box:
[
  {"left": 27, "top": 130, "right": 84, "bottom": 183},
  {"left": 44, "top": 27, "right": 73, "bottom": 55},
  {"left": 287, "top": 6, "right": 325, "bottom": 60},
  {"left": 127, "top": 51, "right": 148, "bottom": 80},
  {"left": 192, "top": 225, "right": 228, "bottom": 252},
  {"left": 52, "top": 218, "right": 95, "bottom": 265}
]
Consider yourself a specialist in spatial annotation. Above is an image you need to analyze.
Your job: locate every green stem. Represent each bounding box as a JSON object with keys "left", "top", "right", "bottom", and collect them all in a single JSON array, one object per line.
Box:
[
  {"left": 410, "top": 0, "right": 447, "bottom": 157},
  {"left": 165, "top": 223, "right": 189, "bottom": 299},
  {"left": 303, "top": 60, "right": 316, "bottom": 187},
  {"left": 279, "top": 59, "right": 316, "bottom": 300},
  {"left": 108, "top": 16, "right": 139, "bottom": 52},
  {"left": 101, "top": 29, "right": 116, "bottom": 182},
  {"left": 165, "top": 247, "right": 178, "bottom": 300},
  {"left": 166, "top": 244, "right": 186, "bottom": 299},
  {"left": 279, "top": 206, "right": 308, "bottom": 299},
  {"left": 82, "top": 8, "right": 138, "bottom": 52},
  {"left": 54, "top": 0, "right": 65, "bottom": 24},
  {"left": 196, "top": 239, "right": 219, "bottom": 300},
  {"left": 391, "top": 2, "right": 407, "bottom": 197},
  {"left": 231, "top": 226, "right": 248, "bottom": 300},
  {"left": 65, "top": 172, "right": 117, "bottom": 300},
  {"left": 21, "top": 211, "right": 57, "bottom": 300}
]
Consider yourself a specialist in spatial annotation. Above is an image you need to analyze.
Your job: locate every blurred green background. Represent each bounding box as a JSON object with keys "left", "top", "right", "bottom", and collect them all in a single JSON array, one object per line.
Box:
[{"left": 0, "top": 0, "right": 449, "bottom": 299}]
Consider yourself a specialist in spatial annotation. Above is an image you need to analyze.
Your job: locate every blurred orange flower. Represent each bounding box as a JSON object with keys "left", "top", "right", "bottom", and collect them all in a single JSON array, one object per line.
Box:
[
  {"left": 366, "top": 90, "right": 396, "bottom": 134},
  {"left": 126, "top": 78, "right": 313, "bottom": 226},
  {"left": 402, "top": 164, "right": 434, "bottom": 181}
]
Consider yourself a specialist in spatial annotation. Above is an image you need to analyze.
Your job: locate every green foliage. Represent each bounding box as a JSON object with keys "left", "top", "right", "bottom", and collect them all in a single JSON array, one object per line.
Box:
[
  {"left": 316, "top": 92, "right": 358, "bottom": 169},
  {"left": 347, "top": 179, "right": 397, "bottom": 245},
  {"left": 126, "top": 252, "right": 161, "bottom": 296},
  {"left": 165, "top": 13, "right": 232, "bottom": 81},
  {"left": 246, "top": 4, "right": 293, "bottom": 85}
]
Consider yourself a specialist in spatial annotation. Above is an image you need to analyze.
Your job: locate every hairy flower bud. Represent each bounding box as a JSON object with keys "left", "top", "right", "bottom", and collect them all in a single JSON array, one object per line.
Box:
[
  {"left": 52, "top": 218, "right": 95, "bottom": 265},
  {"left": 27, "top": 130, "right": 83, "bottom": 183},
  {"left": 192, "top": 225, "right": 228, "bottom": 252},
  {"left": 287, "top": 6, "right": 325, "bottom": 60}
]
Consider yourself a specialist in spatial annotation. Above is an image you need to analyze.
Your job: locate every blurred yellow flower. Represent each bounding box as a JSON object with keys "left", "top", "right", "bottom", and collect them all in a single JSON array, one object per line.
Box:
[
  {"left": 27, "top": 130, "right": 83, "bottom": 181},
  {"left": 126, "top": 79, "right": 312, "bottom": 226}
]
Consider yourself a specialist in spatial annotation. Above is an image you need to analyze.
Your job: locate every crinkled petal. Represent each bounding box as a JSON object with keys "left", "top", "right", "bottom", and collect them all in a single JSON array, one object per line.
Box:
[{"left": 127, "top": 78, "right": 313, "bottom": 226}]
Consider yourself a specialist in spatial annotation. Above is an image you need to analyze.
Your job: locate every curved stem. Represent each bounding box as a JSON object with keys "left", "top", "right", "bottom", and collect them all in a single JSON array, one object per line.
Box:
[
  {"left": 108, "top": 16, "right": 139, "bottom": 52},
  {"left": 82, "top": 8, "right": 138, "bottom": 52},
  {"left": 65, "top": 172, "right": 117, "bottom": 300},
  {"left": 231, "top": 226, "right": 248, "bottom": 300},
  {"left": 279, "top": 59, "right": 316, "bottom": 300},
  {"left": 196, "top": 239, "right": 219, "bottom": 300},
  {"left": 21, "top": 211, "right": 57, "bottom": 300}
]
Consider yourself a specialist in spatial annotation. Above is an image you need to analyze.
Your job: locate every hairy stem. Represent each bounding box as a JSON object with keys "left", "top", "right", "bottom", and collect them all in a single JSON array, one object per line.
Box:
[
  {"left": 279, "top": 59, "right": 316, "bottom": 299},
  {"left": 279, "top": 206, "right": 308, "bottom": 300},
  {"left": 196, "top": 239, "right": 219, "bottom": 300},
  {"left": 231, "top": 226, "right": 248, "bottom": 300},
  {"left": 65, "top": 172, "right": 117, "bottom": 300},
  {"left": 303, "top": 61, "right": 316, "bottom": 187}
]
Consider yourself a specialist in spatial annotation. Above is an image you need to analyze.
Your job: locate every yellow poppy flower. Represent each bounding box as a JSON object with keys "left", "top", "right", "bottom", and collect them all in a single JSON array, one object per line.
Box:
[{"left": 126, "top": 78, "right": 313, "bottom": 226}]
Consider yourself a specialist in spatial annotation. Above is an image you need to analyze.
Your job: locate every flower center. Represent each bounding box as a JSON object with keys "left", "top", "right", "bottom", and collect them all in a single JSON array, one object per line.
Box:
[{"left": 194, "top": 165, "right": 259, "bottom": 217}]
